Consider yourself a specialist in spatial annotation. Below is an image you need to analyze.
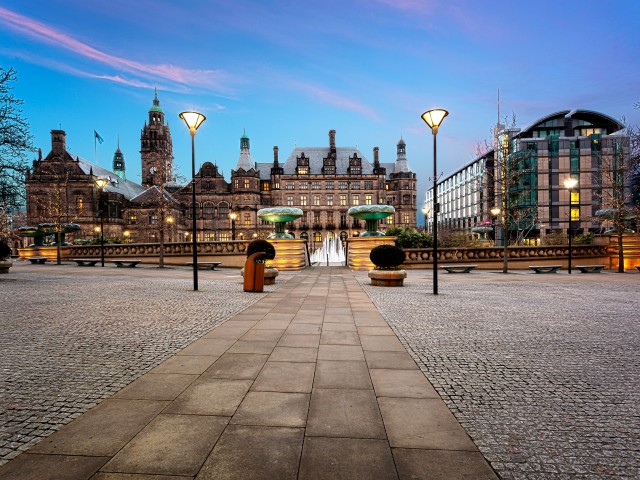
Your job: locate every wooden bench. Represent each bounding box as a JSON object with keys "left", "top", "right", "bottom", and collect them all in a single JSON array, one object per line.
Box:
[
  {"left": 111, "top": 259, "right": 141, "bottom": 268},
  {"left": 28, "top": 257, "right": 48, "bottom": 264},
  {"left": 71, "top": 258, "right": 100, "bottom": 267},
  {"left": 186, "top": 261, "right": 222, "bottom": 270},
  {"left": 441, "top": 265, "right": 477, "bottom": 273},
  {"left": 528, "top": 265, "right": 562, "bottom": 274},
  {"left": 575, "top": 265, "right": 605, "bottom": 274}
]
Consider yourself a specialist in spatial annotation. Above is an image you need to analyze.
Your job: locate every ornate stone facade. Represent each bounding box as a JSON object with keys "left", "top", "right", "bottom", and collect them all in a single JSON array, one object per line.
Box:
[{"left": 25, "top": 93, "right": 417, "bottom": 246}]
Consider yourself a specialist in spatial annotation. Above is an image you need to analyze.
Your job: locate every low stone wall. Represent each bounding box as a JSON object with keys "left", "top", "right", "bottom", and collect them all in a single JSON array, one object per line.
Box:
[{"left": 402, "top": 245, "right": 610, "bottom": 270}]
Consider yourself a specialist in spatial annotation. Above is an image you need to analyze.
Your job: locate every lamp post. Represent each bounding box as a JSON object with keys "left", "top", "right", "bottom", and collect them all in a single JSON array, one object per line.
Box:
[
  {"left": 179, "top": 111, "right": 206, "bottom": 291},
  {"left": 421, "top": 108, "right": 448, "bottom": 295},
  {"left": 229, "top": 211, "right": 238, "bottom": 240},
  {"left": 564, "top": 177, "right": 578, "bottom": 274},
  {"left": 421, "top": 206, "right": 430, "bottom": 232},
  {"left": 95, "top": 177, "right": 109, "bottom": 267},
  {"left": 490, "top": 207, "right": 501, "bottom": 246}
]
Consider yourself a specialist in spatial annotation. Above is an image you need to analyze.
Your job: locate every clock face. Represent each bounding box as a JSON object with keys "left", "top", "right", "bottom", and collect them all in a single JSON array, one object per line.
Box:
[{"left": 149, "top": 166, "right": 158, "bottom": 174}]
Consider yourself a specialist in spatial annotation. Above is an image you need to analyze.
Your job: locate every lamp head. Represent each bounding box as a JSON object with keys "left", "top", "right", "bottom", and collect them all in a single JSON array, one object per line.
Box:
[
  {"left": 95, "top": 177, "right": 109, "bottom": 190},
  {"left": 229, "top": 212, "right": 238, "bottom": 221},
  {"left": 563, "top": 178, "right": 578, "bottom": 190},
  {"left": 490, "top": 207, "right": 501, "bottom": 216},
  {"left": 179, "top": 111, "right": 206, "bottom": 131},
  {"left": 421, "top": 109, "right": 449, "bottom": 133}
]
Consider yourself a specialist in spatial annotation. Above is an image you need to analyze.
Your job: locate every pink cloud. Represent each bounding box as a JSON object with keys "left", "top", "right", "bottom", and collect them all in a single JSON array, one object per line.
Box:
[
  {"left": 285, "top": 79, "right": 381, "bottom": 121},
  {"left": 0, "top": 6, "right": 235, "bottom": 93}
]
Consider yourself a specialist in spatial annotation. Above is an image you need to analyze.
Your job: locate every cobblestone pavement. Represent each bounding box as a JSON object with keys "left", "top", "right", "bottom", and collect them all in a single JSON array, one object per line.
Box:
[
  {"left": 0, "top": 263, "right": 280, "bottom": 466},
  {"left": 358, "top": 270, "right": 640, "bottom": 480}
]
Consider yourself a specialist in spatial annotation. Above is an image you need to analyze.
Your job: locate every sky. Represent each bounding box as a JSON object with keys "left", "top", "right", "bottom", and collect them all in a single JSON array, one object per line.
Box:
[{"left": 1, "top": 0, "right": 639, "bottom": 210}]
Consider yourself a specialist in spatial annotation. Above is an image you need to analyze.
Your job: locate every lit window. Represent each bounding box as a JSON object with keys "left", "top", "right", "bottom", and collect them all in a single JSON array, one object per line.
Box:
[
  {"left": 244, "top": 213, "right": 251, "bottom": 225},
  {"left": 365, "top": 194, "right": 372, "bottom": 205},
  {"left": 297, "top": 167, "right": 308, "bottom": 175},
  {"left": 327, "top": 195, "right": 333, "bottom": 206},
  {"left": 300, "top": 182, "right": 310, "bottom": 190},
  {"left": 314, "top": 195, "right": 321, "bottom": 206},
  {"left": 352, "top": 195, "right": 360, "bottom": 206},
  {"left": 244, "top": 179, "right": 250, "bottom": 188},
  {"left": 340, "top": 194, "right": 347, "bottom": 206},
  {"left": 287, "top": 196, "right": 294, "bottom": 206},
  {"left": 75, "top": 196, "right": 83, "bottom": 214},
  {"left": 300, "top": 195, "right": 308, "bottom": 206}
]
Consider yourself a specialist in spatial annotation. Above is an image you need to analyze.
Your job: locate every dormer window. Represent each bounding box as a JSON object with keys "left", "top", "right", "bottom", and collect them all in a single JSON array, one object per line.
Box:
[{"left": 297, "top": 166, "right": 309, "bottom": 175}]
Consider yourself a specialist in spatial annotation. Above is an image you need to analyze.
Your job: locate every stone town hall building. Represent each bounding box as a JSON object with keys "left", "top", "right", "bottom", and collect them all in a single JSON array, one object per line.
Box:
[{"left": 25, "top": 93, "right": 417, "bottom": 246}]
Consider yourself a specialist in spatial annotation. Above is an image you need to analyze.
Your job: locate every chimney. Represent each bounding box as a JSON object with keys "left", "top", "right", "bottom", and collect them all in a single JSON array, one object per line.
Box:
[
  {"left": 51, "top": 130, "right": 66, "bottom": 155},
  {"left": 273, "top": 146, "right": 279, "bottom": 166},
  {"left": 373, "top": 147, "right": 380, "bottom": 167},
  {"left": 329, "top": 129, "right": 336, "bottom": 155}
]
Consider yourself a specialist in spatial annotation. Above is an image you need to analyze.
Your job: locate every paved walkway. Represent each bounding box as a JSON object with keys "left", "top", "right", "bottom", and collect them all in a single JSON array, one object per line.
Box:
[{"left": 0, "top": 267, "right": 496, "bottom": 479}]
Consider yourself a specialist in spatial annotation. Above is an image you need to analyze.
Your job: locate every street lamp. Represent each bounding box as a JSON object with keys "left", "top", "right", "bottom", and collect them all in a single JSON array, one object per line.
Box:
[
  {"left": 179, "top": 110, "right": 206, "bottom": 291},
  {"left": 229, "top": 211, "right": 238, "bottom": 240},
  {"left": 564, "top": 177, "right": 578, "bottom": 274},
  {"left": 421, "top": 108, "right": 448, "bottom": 295},
  {"left": 490, "top": 207, "right": 501, "bottom": 246},
  {"left": 421, "top": 205, "right": 430, "bottom": 232},
  {"left": 95, "top": 177, "right": 109, "bottom": 267}
]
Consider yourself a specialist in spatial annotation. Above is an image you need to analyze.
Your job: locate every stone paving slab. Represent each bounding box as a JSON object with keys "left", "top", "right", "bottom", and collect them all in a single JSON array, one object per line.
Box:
[{"left": 10, "top": 263, "right": 636, "bottom": 478}]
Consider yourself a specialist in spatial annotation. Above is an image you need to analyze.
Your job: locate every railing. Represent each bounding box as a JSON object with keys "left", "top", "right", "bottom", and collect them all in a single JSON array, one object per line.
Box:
[
  {"left": 402, "top": 244, "right": 610, "bottom": 268},
  {"left": 66, "top": 240, "right": 251, "bottom": 258}
]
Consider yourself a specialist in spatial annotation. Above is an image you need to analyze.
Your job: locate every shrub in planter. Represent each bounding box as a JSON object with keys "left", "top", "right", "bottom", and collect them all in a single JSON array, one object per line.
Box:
[
  {"left": 0, "top": 241, "right": 10, "bottom": 260},
  {"left": 246, "top": 239, "right": 276, "bottom": 263},
  {"left": 369, "top": 244, "right": 405, "bottom": 270}
]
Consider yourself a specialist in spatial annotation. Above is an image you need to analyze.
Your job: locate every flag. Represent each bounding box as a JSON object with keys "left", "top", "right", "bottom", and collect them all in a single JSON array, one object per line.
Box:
[{"left": 94, "top": 130, "right": 104, "bottom": 144}]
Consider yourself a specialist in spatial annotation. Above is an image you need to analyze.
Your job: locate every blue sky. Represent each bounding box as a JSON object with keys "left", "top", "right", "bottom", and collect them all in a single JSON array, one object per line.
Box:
[{"left": 1, "top": 0, "right": 639, "bottom": 208}]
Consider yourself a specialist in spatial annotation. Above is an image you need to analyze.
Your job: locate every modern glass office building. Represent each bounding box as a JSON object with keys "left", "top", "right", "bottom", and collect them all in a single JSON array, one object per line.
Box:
[{"left": 424, "top": 109, "right": 630, "bottom": 244}]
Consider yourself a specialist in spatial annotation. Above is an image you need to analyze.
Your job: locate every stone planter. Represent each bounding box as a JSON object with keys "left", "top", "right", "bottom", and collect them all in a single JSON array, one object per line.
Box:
[
  {"left": 240, "top": 266, "right": 279, "bottom": 285},
  {"left": 0, "top": 260, "right": 12, "bottom": 274},
  {"left": 368, "top": 268, "right": 406, "bottom": 287}
]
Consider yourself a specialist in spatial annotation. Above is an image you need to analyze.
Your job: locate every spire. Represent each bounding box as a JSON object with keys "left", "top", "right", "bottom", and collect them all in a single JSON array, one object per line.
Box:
[
  {"left": 235, "top": 130, "right": 255, "bottom": 171},
  {"left": 395, "top": 137, "right": 410, "bottom": 172},
  {"left": 113, "top": 138, "right": 126, "bottom": 181}
]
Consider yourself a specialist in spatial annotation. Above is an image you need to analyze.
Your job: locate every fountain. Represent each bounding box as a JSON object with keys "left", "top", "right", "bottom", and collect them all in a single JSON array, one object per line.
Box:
[
  {"left": 348, "top": 205, "right": 395, "bottom": 236},
  {"left": 257, "top": 207, "right": 304, "bottom": 239},
  {"left": 310, "top": 236, "right": 345, "bottom": 265}
]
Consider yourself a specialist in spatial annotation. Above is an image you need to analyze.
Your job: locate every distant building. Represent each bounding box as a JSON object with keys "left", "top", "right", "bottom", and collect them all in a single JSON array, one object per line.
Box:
[
  {"left": 424, "top": 109, "right": 631, "bottom": 244},
  {"left": 25, "top": 93, "right": 417, "bottom": 246}
]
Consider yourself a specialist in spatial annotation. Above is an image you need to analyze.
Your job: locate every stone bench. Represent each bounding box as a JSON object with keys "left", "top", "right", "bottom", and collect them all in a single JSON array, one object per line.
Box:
[
  {"left": 71, "top": 258, "right": 100, "bottom": 267},
  {"left": 186, "top": 261, "right": 222, "bottom": 270},
  {"left": 575, "top": 265, "right": 605, "bottom": 274},
  {"left": 441, "top": 265, "right": 477, "bottom": 273},
  {"left": 111, "top": 259, "right": 141, "bottom": 268},
  {"left": 28, "top": 257, "right": 48, "bottom": 264},
  {"left": 528, "top": 265, "right": 562, "bottom": 274}
]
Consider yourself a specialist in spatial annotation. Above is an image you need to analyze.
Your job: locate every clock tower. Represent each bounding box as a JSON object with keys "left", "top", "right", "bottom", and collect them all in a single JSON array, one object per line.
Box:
[{"left": 141, "top": 89, "right": 174, "bottom": 187}]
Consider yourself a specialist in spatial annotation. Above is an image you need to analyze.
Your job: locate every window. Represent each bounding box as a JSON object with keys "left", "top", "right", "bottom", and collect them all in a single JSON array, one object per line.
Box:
[
  {"left": 324, "top": 166, "right": 335, "bottom": 174},
  {"left": 386, "top": 215, "right": 394, "bottom": 225},
  {"left": 203, "top": 203, "right": 215, "bottom": 219},
  {"left": 287, "top": 196, "right": 294, "bottom": 206},
  {"left": 325, "top": 181, "right": 334, "bottom": 189},
  {"left": 352, "top": 195, "right": 360, "bottom": 206},
  {"left": 312, "top": 181, "right": 321, "bottom": 190},
  {"left": 234, "top": 179, "right": 239, "bottom": 189},
  {"left": 365, "top": 194, "right": 372, "bottom": 205},
  {"left": 351, "top": 181, "right": 361, "bottom": 190},
  {"left": 403, "top": 212, "right": 411, "bottom": 224},
  {"left": 300, "top": 181, "right": 310, "bottom": 190},
  {"left": 327, "top": 195, "right": 334, "bottom": 206},
  {"left": 244, "top": 213, "right": 251, "bottom": 225},
  {"left": 314, "top": 211, "right": 321, "bottom": 223},
  {"left": 314, "top": 195, "right": 321, "bottom": 206},
  {"left": 218, "top": 203, "right": 229, "bottom": 218},
  {"left": 300, "top": 195, "right": 308, "bottom": 206},
  {"left": 350, "top": 167, "right": 361, "bottom": 175},
  {"left": 285, "top": 181, "right": 295, "bottom": 190},
  {"left": 243, "top": 179, "right": 250, "bottom": 189},
  {"left": 261, "top": 181, "right": 270, "bottom": 191},
  {"left": 128, "top": 213, "right": 137, "bottom": 224},
  {"left": 204, "top": 232, "right": 216, "bottom": 241},
  {"left": 297, "top": 166, "right": 308, "bottom": 175},
  {"left": 150, "top": 214, "right": 158, "bottom": 225},
  {"left": 571, "top": 207, "right": 580, "bottom": 221},
  {"left": 75, "top": 196, "right": 83, "bottom": 214},
  {"left": 340, "top": 194, "right": 347, "bottom": 206},
  {"left": 364, "top": 181, "right": 373, "bottom": 190},
  {"left": 338, "top": 181, "right": 348, "bottom": 190},
  {"left": 314, "top": 231, "right": 322, "bottom": 242}
]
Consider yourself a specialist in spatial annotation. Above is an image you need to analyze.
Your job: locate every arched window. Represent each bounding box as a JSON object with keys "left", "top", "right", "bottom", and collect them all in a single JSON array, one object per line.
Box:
[{"left": 203, "top": 202, "right": 215, "bottom": 219}]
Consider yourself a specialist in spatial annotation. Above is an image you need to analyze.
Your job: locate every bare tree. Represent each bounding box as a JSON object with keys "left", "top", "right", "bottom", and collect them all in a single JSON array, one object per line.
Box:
[
  {"left": 594, "top": 122, "right": 640, "bottom": 272},
  {"left": 0, "top": 67, "right": 34, "bottom": 238}
]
